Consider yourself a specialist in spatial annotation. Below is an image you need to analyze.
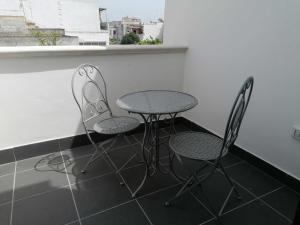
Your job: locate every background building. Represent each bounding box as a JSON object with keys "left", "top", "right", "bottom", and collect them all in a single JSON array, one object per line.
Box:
[
  {"left": 142, "top": 20, "right": 163, "bottom": 41},
  {"left": 109, "top": 17, "right": 143, "bottom": 41},
  {"left": 0, "top": 0, "right": 109, "bottom": 45},
  {"left": 109, "top": 17, "right": 164, "bottom": 43}
]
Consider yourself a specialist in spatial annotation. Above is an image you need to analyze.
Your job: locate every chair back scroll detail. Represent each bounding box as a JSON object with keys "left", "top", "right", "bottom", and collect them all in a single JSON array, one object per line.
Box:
[
  {"left": 71, "top": 64, "right": 112, "bottom": 131},
  {"left": 219, "top": 77, "right": 254, "bottom": 159}
]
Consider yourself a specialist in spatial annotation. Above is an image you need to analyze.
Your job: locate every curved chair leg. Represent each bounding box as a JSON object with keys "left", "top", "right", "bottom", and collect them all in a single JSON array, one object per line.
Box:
[
  {"left": 219, "top": 164, "right": 242, "bottom": 199},
  {"left": 81, "top": 149, "right": 105, "bottom": 174},
  {"left": 132, "top": 163, "right": 148, "bottom": 198},
  {"left": 80, "top": 136, "right": 113, "bottom": 174},
  {"left": 165, "top": 166, "right": 217, "bottom": 207},
  {"left": 131, "top": 114, "right": 151, "bottom": 198},
  {"left": 165, "top": 175, "right": 194, "bottom": 206},
  {"left": 81, "top": 134, "right": 132, "bottom": 186},
  {"left": 104, "top": 151, "right": 125, "bottom": 186}
]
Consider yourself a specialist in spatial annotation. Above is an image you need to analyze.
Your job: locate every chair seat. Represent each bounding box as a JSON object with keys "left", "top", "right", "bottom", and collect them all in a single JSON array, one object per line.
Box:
[
  {"left": 93, "top": 116, "right": 139, "bottom": 135},
  {"left": 169, "top": 131, "right": 228, "bottom": 161}
]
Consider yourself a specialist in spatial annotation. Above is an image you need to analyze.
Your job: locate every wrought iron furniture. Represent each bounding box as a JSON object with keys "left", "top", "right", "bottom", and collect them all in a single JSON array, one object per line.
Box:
[
  {"left": 165, "top": 77, "right": 254, "bottom": 219},
  {"left": 117, "top": 90, "right": 198, "bottom": 197},
  {"left": 71, "top": 64, "right": 140, "bottom": 183}
]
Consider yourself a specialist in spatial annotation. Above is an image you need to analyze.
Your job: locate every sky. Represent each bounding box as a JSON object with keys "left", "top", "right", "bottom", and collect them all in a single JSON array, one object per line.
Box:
[
  {"left": 0, "top": 0, "right": 165, "bottom": 23},
  {"left": 99, "top": 0, "right": 165, "bottom": 22}
]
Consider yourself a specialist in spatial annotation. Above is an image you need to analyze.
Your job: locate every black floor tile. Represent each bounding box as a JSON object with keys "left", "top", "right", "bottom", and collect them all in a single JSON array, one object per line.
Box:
[
  {"left": 59, "top": 134, "right": 91, "bottom": 151},
  {"left": 0, "top": 162, "right": 15, "bottom": 177},
  {"left": 67, "top": 222, "right": 80, "bottom": 225},
  {"left": 0, "top": 202, "right": 11, "bottom": 225},
  {"left": 71, "top": 173, "right": 132, "bottom": 218},
  {"left": 81, "top": 201, "right": 150, "bottom": 225},
  {"left": 14, "top": 164, "right": 68, "bottom": 200},
  {"left": 13, "top": 140, "right": 60, "bottom": 161},
  {"left": 65, "top": 154, "right": 113, "bottom": 184},
  {"left": 61, "top": 145, "right": 95, "bottom": 160},
  {"left": 12, "top": 187, "right": 78, "bottom": 225},
  {"left": 205, "top": 200, "right": 291, "bottom": 225},
  {"left": 158, "top": 137, "right": 173, "bottom": 158},
  {"left": 262, "top": 186, "right": 299, "bottom": 220},
  {"left": 162, "top": 123, "right": 191, "bottom": 134},
  {"left": 226, "top": 162, "right": 282, "bottom": 196},
  {"left": 139, "top": 186, "right": 213, "bottom": 225},
  {"left": 1, "top": 121, "right": 298, "bottom": 225},
  {"left": 121, "top": 164, "right": 179, "bottom": 197},
  {"left": 0, "top": 149, "right": 15, "bottom": 165},
  {"left": 221, "top": 153, "right": 243, "bottom": 168},
  {"left": 168, "top": 157, "right": 213, "bottom": 179},
  {"left": 134, "top": 129, "right": 169, "bottom": 143},
  {"left": 61, "top": 135, "right": 138, "bottom": 161},
  {"left": 108, "top": 144, "right": 143, "bottom": 170},
  {"left": 101, "top": 135, "right": 138, "bottom": 149},
  {"left": 16, "top": 152, "right": 63, "bottom": 172},
  {"left": 192, "top": 172, "right": 254, "bottom": 214},
  {"left": 0, "top": 174, "right": 14, "bottom": 205},
  {"left": 133, "top": 135, "right": 172, "bottom": 159}
]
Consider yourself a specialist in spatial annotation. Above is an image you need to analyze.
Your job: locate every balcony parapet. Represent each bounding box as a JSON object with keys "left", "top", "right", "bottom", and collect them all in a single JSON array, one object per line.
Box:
[{"left": 0, "top": 45, "right": 188, "bottom": 58}]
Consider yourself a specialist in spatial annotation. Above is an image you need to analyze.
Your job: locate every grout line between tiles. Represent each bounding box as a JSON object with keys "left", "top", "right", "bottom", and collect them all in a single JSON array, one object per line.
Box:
[
  {"left": 223, "top": 160, "right": 245, "bottom": 169},
  {"left": 106, "top": 143, "right": 184, "bottom": 202},
  {"left": 137, "top": 183, "right": 181, "bottom": 200},
  {"left": 237, "top": 160, "right": 284, "bottom": 186},
  {"left": 104, "top": 151, "right": 134, "bottom": 195},
  {"left": 80, "top": 199, "right": 135, "bottom": 222},
  {"left": 7, "top": 170, "right": 116, "bottom": 206},
  {"left": 78, "top": 182, "right": 181, "bottom": 224},
  {"left": 118, "top": 154, "right": 170, "bottom": 173},
  {"left": 0, "top": 171, "right": 15, "bottom": 179},
  {"left": 108, "top": 141, "right": 140, "bottom": 152},
  {"left": 64, "top": 219, "right": 80, "bottom": 225},
  {"left": 259, "top": 198, "right": 293, "bottom": 223},
  {"left": 0, "top": 201, "right": 11, "bottom": 208},
  {"left": 69, "top": 170, "right": 115, "bottom": 186},
  {"left": 169, "top": 159, "right": 290, "bottom": 224},
  {"left": 9, "top": 149, "right": 17, "bottom": 225},
  {"left": 4, "top": 169, "right": 116, "bottom": 205},
  {"left": 5, "top": 151, "right": 146, "bottom": 207},
  {"left": 59, "top": 148, "right": 83, "bottom": 225},
  {"left": 190, "top": 192, "right": 216, "bottom": 220},
  {"left": 135, "top": 199, "right": 154, "bottom": 225},
  {"left": 0, "top": 160, "right": 15, "bottom": 167},
  {"left": 14, "top": 184, "right": 70, "bottom": 203},
  {"left": 11, "top": 141, "right": 139, "bottom": 176},
  {"left": 222, "top": 197, "right": 258, "bottom": 216},
  {"left": 198, "top": 217, "right": 216, "bottom": 225},
  {"left": 6, "top": 127, "right": 294, "bottom": 225},
  {"left": 222, "top": 178, "right": 291, "bottom": 222},
  {"left": 255, "top": 186, "right": 285, "bottom": 199}
]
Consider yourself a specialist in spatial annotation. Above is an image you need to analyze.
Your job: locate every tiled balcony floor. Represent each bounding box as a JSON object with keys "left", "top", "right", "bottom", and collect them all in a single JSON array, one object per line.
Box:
[{"left": 0, "top": 124, "right": 298, "bottom": 225}]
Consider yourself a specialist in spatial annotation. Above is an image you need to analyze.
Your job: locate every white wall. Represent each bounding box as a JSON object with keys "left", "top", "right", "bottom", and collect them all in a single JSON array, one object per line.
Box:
[
  {"left": 60, "top": 0, "right": 101, "bottom": 32},
  {"left": 0, "top": 47, "right": 185, "bottom": 150},
  {"left": 164, "top": 0, "right": 300, "bottom": 179},
  {"left": 143, "top": 22, "right": 164, "bottom": 41},
  {"left": 22, "top": 0, "right": 109, "bottom": 43}
]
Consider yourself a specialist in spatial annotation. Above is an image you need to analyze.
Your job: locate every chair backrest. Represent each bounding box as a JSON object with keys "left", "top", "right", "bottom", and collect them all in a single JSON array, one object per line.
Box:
[
  {"left": 71, "top": 64, "right": 112, "bottom": 131},
  {"left": 220, "top": 77, "right": 254, "bottom": 157}
]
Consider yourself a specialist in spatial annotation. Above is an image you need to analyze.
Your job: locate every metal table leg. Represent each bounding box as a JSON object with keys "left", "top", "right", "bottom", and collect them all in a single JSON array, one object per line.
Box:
[{"left": 131, "top": 113, "right": 179, "bottom": 197}]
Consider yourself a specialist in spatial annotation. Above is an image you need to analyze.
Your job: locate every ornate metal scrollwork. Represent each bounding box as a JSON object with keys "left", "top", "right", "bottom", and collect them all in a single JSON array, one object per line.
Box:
[
  {"left": 71, "top": 64, "right": 112, "bottom": 125},
  {"left": 222, "top": 77, "right": 254, "bottom": 151}
]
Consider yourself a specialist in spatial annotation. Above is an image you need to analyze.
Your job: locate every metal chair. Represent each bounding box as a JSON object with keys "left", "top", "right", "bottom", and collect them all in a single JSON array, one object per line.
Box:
[
  {"left": 165, "top": 77, "right": 254, "bottom": 219},
  {"left": 71, "top": 64, "right": 140, "bottom": 184}
]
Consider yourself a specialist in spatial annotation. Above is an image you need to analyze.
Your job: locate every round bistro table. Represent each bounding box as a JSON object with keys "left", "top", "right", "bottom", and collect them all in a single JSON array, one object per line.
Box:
[{"left": 117, "top": 90, "right": 198, "bottom": 197}]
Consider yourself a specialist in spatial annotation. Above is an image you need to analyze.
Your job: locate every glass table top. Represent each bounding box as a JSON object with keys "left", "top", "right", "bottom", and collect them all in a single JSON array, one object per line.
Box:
[{"left": 117, "top": 90, "right": 198, "bottom": 114}]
